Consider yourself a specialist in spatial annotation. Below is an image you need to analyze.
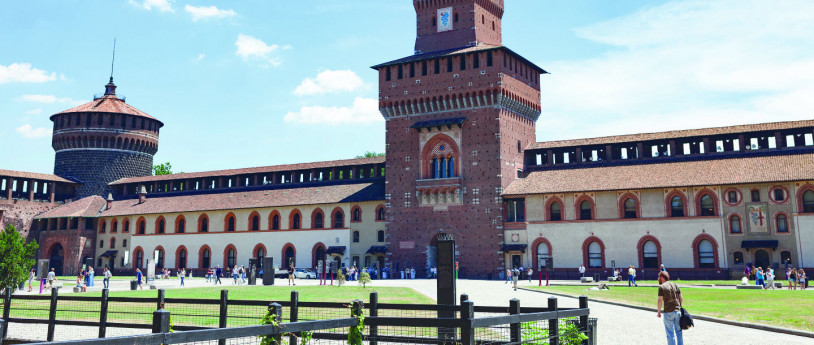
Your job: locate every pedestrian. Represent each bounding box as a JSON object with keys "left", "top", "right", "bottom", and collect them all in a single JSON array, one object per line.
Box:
[
  {"left": 745, "top": 265, "right": 751, "bottom": 280},
  {"left": 505, "top": 268, "right": 512, "bottom": 284},
  {"left": 28, "top": 268, "right": 36, "bottom": 292},
  {"left": 756, "top": 267, "right": 765, "bottom": 288},
  {"left": 789, "top": 268, "right": 797, "bottom": 290},
  {"left": 628, "top": 265, "right": 638, "bottom": 287},
  {"left": 180, "top": 268, "right": 186, "bottom": 286},
  {"left": 288, "top": 265, "right": 296, "bottom": 286},
  {"left": 512, "top": 266, "right": 520, "bottom": 291},
  {"left": 657, "top": 271, "right": 683, "bottom": 345},
  {"left": 799, "top": 269, "right": 807, "bottom": 290},
  {"left": 103, "top": 267, "right": 112, "bottom": 289},
  {"left": 527, "top": 267, "right": 533, "bottom": 283},
  {"left": 88, "top": 266, "right": 95, "bottom": 287},
  {"left": 660, "top": 264, "right": 666, "bottom": 273},
  {"left": 240, "top": 265, "right": 247, "bottom": 284},
  {"left": 47, "top": 268, "right": 56, "bottom": 291},
  {"left": 765, "top": 267, "right": 775, "bottom": 289},
  {"left": 579, "top": 265, "right": 586, "bottom": 278},
  {"left": 136, "top": 268, "right": 144, "bottom": 289},
  {"left": 215, "top": 265, "right": 223, "bottom": 285}
]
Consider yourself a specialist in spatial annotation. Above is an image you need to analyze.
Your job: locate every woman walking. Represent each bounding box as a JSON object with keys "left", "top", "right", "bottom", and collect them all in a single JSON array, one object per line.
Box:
[{"left": 28, "top": 268, "right": 36, "bottom": 292}]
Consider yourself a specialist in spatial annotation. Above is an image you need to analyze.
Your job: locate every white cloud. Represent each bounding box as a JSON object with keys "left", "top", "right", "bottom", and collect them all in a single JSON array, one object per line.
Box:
[
  {"left": 0, "top": 63, "right": 56, "bottom": 84},
  {"left": 129, "top": 0, "right": 174, "bottom": 13},
  {"left": 194, "top": 53, "right": 206, "bottom": 62},
  {"left": 537, "top": 0, "right": 814, "bottom": 142},
  {"left": 18, "top": 94, "right": 84, "bottom": 106},
  {"left": 185, "top": 5, "right": 236, "bottom": 21},
  {"left": 24, "top": 109, "right": 42, "bottom": 115},
  {"left": 284, "top": 97, "right": 382, "bottom": 125},
  {"left": 16, "top": 124, "right": 52, "bottom": 139},
  {"left": 294, "top": 70, "right": 365, "bottom": 96},
  {"left": 235, "top": 34, "right": 285, "bottom": 67}
]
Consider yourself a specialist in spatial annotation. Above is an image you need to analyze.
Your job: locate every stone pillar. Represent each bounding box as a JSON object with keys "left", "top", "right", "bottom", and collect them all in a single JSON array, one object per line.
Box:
[
  {"left": 669, "top": 140, "right": 676, "bottom": 157},
  {"left": 636, "top": 143, "right": 644, "bottom": 159},
  {"left": 6, "top": 178, "right": 13, "bottom": 200},
  {"left": 775, "top": 131, "right": 784, "bottom": 149},
  {"left": 703, "top": 138, "right": 711, "bottom": 154},
  {"left": 546, "top": 150, "right": 553, "bottom": 165},
  {"left": 574, "top": 148, "right": 582, "bottom": 164},
  {"left": 28, "top": 180, "right": 35, "bottom": 201},
  {"left": 49, "top": 182, "right": 55, "bottom": 203}
]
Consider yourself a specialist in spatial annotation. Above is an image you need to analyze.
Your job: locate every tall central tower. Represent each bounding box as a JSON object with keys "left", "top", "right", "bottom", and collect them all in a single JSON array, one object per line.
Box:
[
  {"left": 51, "top": 79, "right": 162, "bottom": 198},
  {"left": 374, "top": 0, "right": 545, "bottom": 278}
]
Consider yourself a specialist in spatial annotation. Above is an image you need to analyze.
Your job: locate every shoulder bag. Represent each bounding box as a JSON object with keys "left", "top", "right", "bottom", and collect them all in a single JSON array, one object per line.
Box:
[{"left": 673, "top": 282, "right": 694, "bottom": 330}]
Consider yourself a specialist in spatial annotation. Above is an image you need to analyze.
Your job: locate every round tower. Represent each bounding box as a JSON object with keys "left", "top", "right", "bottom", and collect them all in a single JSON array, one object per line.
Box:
[{"left": 50, "top": 78, "right": 162, "bottom": 198}]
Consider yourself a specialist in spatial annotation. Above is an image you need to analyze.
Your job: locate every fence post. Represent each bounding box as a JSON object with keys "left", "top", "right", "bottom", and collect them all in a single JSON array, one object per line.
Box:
[
  {"left": 548, "top": 297, "right": 559, "bottom": 345},
  {"left": 509, "top": 298, "right": 521, "bottom": 343},
  {"left": 152, "top": 308, "right": 171, "bottom": 334},
  {"left": 218, "top": 290, "right": 228, "bottom": 345},
  {"left": 460, "top": 300, "right": 474, "bottom": 345},
  {"left": 460, "top": 293, "right": 469, "bottom": 305},
  {"left": 2, "top": 287, "right": 11, "bottom": 339},
  {"left": 579, "top": 296, "right": 589, "bottom": 345},
  {"left": 270, "top": 302, "right": 283, "bottom": 345},
  {"left": 99, "top": 288, "right": 109, "bottom": 338},
  {"left": 46, "top": 288, "right": 59, "bottom": 342},
  {"left": 289, "top": 291, "right": 298, "bottom": 345},
  {"left": 0, "top": 317, "right": 6, "bottom": 344},
  {"left": 157, "top": 289, "right": 165, "bottom": 310},
  {"left": 369, "top": 292, "right": 378, "bottom": 345}
]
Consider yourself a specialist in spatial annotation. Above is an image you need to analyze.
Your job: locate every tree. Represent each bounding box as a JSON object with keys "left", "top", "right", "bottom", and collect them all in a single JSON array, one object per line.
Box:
[
  {"left": 356, "top": 152, "right": 385, "bottom": 158},
  {"left": 336, "top": 269, "right": 346, "bottom": 286},
  {"left": 0, "top": 224, "right": 39, "bottom": 292},
  {"left": 152, "top": 162, "right": 182, "bottom": 176},
  {"left": 358, "top": 271, "right": 371, "bottom": 288}
]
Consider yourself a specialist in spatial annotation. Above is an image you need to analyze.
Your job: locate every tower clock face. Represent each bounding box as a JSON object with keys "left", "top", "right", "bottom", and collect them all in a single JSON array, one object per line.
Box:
[{"left": 437, "top": 7, "right": 453, "bottom": 32}]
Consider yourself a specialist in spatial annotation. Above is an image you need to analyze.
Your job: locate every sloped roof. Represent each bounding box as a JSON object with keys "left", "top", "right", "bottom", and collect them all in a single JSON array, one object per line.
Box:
[
  {"left": 109, "top": 156, "right": 386, "bottom": 185},
  {"left": 529, "top": 119, "right": 814, "bottom": 150},
  {"left": 36, "top": 196, "right": 106, "bottom": 219},
  {"left": 371, "top": 45, "right": 547, "bottom": 74},
  {"left": 99, "top": 181, "right": 385, "bottom": 217},
  {"left": 503, "top": 154, "right": 814, "bottom": 196},
  {"left": 0, "top": 169, "right": 78, "bottom": 183},
  {"left": 53, "top": 95, "right": 161, "bottom": 123}
]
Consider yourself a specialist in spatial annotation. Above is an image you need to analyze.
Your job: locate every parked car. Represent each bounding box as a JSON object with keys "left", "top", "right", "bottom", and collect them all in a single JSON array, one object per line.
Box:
[{"left": 293, "top": 268, "right": 317, "bottom": 279}]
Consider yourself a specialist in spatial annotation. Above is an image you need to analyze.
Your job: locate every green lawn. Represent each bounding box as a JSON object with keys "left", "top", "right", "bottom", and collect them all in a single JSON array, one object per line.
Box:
[
  {"left": 604, "top": 279, "right": 742, "bottom": 286},
  {"left": 530, "top": 285, "right": 814, "bottom": 332}
]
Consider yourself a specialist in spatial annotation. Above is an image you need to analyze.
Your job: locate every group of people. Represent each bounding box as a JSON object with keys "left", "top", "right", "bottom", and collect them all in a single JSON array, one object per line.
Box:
[
  {"left": 504, "top": 266, "right": 535, "bottom": 290},
  {"left": 785, "top": 268, "right": 807, "bottom": 290},
  {"left": 744, "top": 265, "right": 807, "bottom": 289}
]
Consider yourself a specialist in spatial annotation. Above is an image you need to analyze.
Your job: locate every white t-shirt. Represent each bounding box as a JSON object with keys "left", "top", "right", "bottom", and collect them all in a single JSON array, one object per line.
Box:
[
  {"left": 104, "top": 270, "right": 112, "bottom": 279},
  {"left": 48, "top": 272, "right": 56, "bottom": 280}
]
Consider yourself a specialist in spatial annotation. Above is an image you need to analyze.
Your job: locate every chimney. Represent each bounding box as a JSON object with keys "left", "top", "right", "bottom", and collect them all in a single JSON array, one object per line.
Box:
[
  {"left": 106, "top": 193, "right": 114, "bottom": 210},
  {"left": 137, "top": 186, "right": 148, "bottom": 204}
]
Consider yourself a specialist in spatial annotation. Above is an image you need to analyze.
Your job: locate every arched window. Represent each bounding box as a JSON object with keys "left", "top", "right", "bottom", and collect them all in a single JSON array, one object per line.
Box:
[
  {"left": 433, "top": 158, "right": 440, "bottom": 179},
  {"left": 776, "top": 214, "right": 788, "bottom": 232},
  {"left": 587, "top": 242, "right": 602, "bottom": 268},
  {"left": 226, "top": 247, "right": 236, "bottom": 268},
  {"left": 803, "top": 190, "right": 814, "bottom": 213},
  {"left": 156, "top": 247, "right": 165, "bottom": 269},
  {"left": 549, "top": 202, "right": 562, "bottom": 221},
  {"left": 313, "top": 211, "right": 324, "bottom": 229},
  {"left": 699, "top": 194, "right": 715, "bottom": 216},
  {"left": 137, "top": 218, "right": 146, "bottom": 234},
  {"left": 697, "top": 240, "right": 714, "bottom": 268},
  {"left": 156, "top": 218, "right": 165, "bottom": 234},
  {"left": 377, "top": 230, "right": 385, "bottom": 242},
  {"left": 271, "top": 213, "right": 280, "bottom": 230},
  {"left": 225, "top": 214, "right": 236, "bottom": 232},
  {"left": 256, "top": 247, "right": 266, "bottom": 260},
  {"left": 537, "top": 243, "right": 550, "bottom": 260},
  {"left": 250, "top": 213, "right": 260, "bottom": 231},
  {"left": 781, "top": 250, "right": 792, "bottom": 265},
  {"left": 376, "top": 206, "right": 385, "bottom": 221},
  {"left": 99, "top": 220, "right": 106, "bottom": 234},
  {"left": 110, "top": 237, "right": 116, "bottom": 249},
  {"left": 135, "top": 248, "right": 144, "bottom": 269},
  {"left": 333, "top": 209, "right": 344, "bottom": 228},
  {"left": 670, "top": 196, "right": 684, "bottom": 217},
  {"left": 734, "top": 252, "right": 744, "bottom": 264},
  {"left": 579, "top": 200, "right": 592, "bottom": 220},
  {"left": 353, "top": 231, "right": 360, "bottom": 243},
  {"left": 111, "top": 219, "right": 118, "bottom": 233},
  {"left": 176, "top": 216, "right": 185, "bottom": 233},
  {"left": 200, "top": 247, "right": 211, "bottom": 268},
  {"left": 291, "top": 212, "right": 301, "bottom": 229},
  {"left": 352, "top": 207, "right": 362, "bottom": 222},
  {"left": 624, "top": 198, "right": 637, "bottom": 219},
  {"left": 122, "top": 219, "right": 130, "bottom": 233},
  {"left": 447, "top": 157, "right": 455, "bottom": 178},
  {"left": 199, "top": 214, "right": 209, "bottom": 233},
  {"left": 177, "top": 247, "right": 187, "bottom": 268},
  {"left": 283, "top": 245, "right": 296, "bottom": 269},
  {"left": 642, "top": 241, "right": 658, "bottom": 268},
  {"left": 730, "top": 215, "right": 742, "bottom": 233}
]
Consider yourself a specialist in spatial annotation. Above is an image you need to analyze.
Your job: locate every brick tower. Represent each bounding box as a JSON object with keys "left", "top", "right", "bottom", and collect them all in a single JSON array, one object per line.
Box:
[
  {"left": 374, "top": 0, "right": 545, "bottom": 278},
  {"left": 51, "top": 78, "right": 162, "bottom": 198}
]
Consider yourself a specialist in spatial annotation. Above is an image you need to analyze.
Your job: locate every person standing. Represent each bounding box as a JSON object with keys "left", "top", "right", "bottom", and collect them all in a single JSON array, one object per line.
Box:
[
  {"left": 765, "top": 267, "right": 775, "bottom": 289},
  {"left": 527, "top": 267, "right": 533, "bottom": 283},
  {"left": 288, "top": 265, "right": 296, "bottom": 286},
  {"left": 799, "top": 269, "right": 807, "bottom": 290},
  {"left": 512, "top": 266, "right": 520, "bottom": 291},
  {"left": 136, "top": 268, "right": 143, "bottom": 289},
  {"left": 579, "top": 265, "right": 586, "bottom": 278},
  {"left": 215, "top": 265, "right": 223, "bottom": 285},
  {"left": 103, "top": 267, "right": 112, "bottom": 289},
  {"left": 657, "top": 271, "right": 683, "bottom": 345},
  {"left": 28, "top": 268, "right": 36, "bottom": 292},
  {"left": 505, "top": 268, "right": 512, "bottom": 284},
  {"left": 46, "top": 268, "right": 56, "bottom": 291},
  {"left": 180, "top": 268, "right": 186, "bottom": 286},
  {"left": 88, "top": 266, "right": 95, "bottom": 287},
  {"left": 628, "top": 265, "right": 638, "bottom": 287}
]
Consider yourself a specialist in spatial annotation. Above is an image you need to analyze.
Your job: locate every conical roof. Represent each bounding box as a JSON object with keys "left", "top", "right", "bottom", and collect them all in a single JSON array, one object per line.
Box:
[{"left": 51, "top": 79, "right": 162, "bottom": 125}]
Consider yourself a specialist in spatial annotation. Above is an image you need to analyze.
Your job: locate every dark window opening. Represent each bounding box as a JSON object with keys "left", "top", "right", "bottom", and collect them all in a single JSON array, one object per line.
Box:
[
  {"left": 314, "top": 212, "right": 324, "bottom": 229},
  {"left": 804, "top": 190, "right": 814, "bottom": 213},
  {"left": 728, "top": 191, "right": 738, "bottom": 203},
  {"left": 385, "top": 67, "right": 391, "bottom": 81},
  {"left": 580, "top": 200, "right": 592, "bottom": 220},
  {"left": 454, "top": 12, "right": 458, "bottom": 22},
  {"left": 434, "top": 59, "right": 441, "bottom": 74},
  {"left": 473, "top": 53, "right": 480, "bottom": 68},
  {"left": 352, "top": 208, "right": 362, "bottom": 222},
  {"left": 334, "top": 212, "right": 344, "bottom": 228},
  {"left": 487, "top": 51, "right": 493, "bottom": 66},
  {"left": 397, "top": 64, "right": 403, "bottom": 79},
  {"left": 292, "top": 213, "right": 301, "bottom": 229},
  {"left": 409, "top": 63, "right": 415, "bottom": 78},
  {"left": 549, "top": 202, "right": 562, "bottom": 221},
  {"left": 447, "top": 57, "right": 453, "bottom": 73},
  {"left": 422, "top": 61, "right": 427, "bottom": 76},
  {"left": 774, "top": 188, "right": 785, "bottom": 202},
  {"left": 353, "top": 231, "right": 360, "bottom": 243},
  {"left": 157, "top": 219, "right": 165, "bottom": 234},
  {"left": 505, "top": 199, "right": 525, "bottom": 222},
  {"left": 781, "top": 251, "right": 792, "bottom": 264},
  {"left": 250, "top": 215, "right": 259, "bottom": 231},
  {"left": 177, "top": 218, "right": 185, "bottom": 233},
  {"left": 734, "top": 252, "right": 743, "bottom": 264},
  {"left": 432, "top": 16, "right": 436, "bottom": 26},
  {"left": 624, "top": 198, "right": 637, "bottom": 219},
  {"left": 460, "top": 55, "right": 466, "bottom": 70},
  {"left": 272, "top": 214, "right": 280, "bottom": 230},
  {"left": 377, "top": 230, "right": 385, "bottom": 243},
  {"left": 376, "top": 207, "right": 385, "bottom": 221},
  {"left": 700, "top": 195, "right": 715, "bottom": 216},
  {"left": 777, "top": 215, "right": 788, "bottom": 232},
  {"left": 517, "top": 140, "right": 522, "bottom": 153},
  {"left": 670, "top": 196, "right": 684, "bottom": 217},
  {"left": 730, "top": 216, "right": 741, "bottom": 233},
  {"left": 751, "top": 189, "right": 760, "bottom": 202},
  {"left": 227, "top": 217, "right": 235, "bottom": 232},
  {"left": 200, "top": 217, "right": 208, "bottom": 232}
]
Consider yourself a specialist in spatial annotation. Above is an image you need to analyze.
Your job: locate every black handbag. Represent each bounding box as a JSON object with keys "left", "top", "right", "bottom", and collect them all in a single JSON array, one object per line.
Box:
[{"left": 673, "top": 283, "right": 694, "bottom": 330}]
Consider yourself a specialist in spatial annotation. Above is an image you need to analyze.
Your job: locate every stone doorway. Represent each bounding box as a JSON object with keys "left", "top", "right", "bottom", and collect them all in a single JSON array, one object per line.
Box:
[
  {"left": 754, "top": 249, "right": 770, "bottom": 269},
  {"left": 49, "top": 243, "right": 64, "bottom": 276}
]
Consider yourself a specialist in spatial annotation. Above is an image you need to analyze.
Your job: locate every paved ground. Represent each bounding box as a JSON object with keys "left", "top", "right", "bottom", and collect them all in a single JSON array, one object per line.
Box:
[{"left": 11, "top": 276, "right": 814, "bottom": 344}]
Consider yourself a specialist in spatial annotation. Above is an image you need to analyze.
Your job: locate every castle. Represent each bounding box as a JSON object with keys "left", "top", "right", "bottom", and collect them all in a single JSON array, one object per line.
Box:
[{"left": 2, "top": 0, "right": 812, "bottom": 279}]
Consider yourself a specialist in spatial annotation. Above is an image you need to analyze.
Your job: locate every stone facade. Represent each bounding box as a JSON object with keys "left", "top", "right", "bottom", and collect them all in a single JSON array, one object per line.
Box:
[{"left": 53, "top": 150, "right": 153, "bottom": 198}]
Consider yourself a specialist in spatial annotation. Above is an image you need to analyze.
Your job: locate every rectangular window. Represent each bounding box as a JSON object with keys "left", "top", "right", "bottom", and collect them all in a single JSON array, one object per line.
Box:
[
  {"left": 473, "top": 53, "right": 480, "bottom": 68},
  {"left": 774, "top": 189, "right": 785, "bottom": 201},
  {"left": 751, "top": 190, "right": 760, "bottom": 202},
  {"left": 397, "top": 65, "right": 403, "bottom": 79},
  {"left": 505, "top": 199, "right": 525, "bottom": 222},
  {"left": 422, "top": 61, "right": 427, "bottom": 76},
  {"left": 460, "top": 55, "right": 466, "bottom": 70},
  {"left": 447, "top": 57, "right": 453, "bottom": 73},
  {"left": 728, "top": 191, "right": 738, "bottom": 203},
  {"left": 435, "top": 59, "right": 440, "bottom": 74},
  {"left": 487, "top": 51, "right": 493, "bottom": 66},
  {"left": 786, "top": 135, "right": 795, "bottom": 147},
  {"left": 385, "top": 67, "right": 391, "bottom": 81},
  {"left": 409, "top": 63, "right": 415, "bottom": 78}
]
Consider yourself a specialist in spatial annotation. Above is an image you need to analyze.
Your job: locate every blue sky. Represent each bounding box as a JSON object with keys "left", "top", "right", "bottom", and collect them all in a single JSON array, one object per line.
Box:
[{"left": 2, "top": 0, "right": 813, "bottom": 174}]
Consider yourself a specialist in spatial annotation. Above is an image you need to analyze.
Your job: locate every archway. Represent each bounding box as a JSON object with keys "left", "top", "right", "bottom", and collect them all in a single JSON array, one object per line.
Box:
[
  {"left": 754, "top": 249, "right": 770, "bottom": 269},
  {"left": 284, "top": 245, "right": 296, "bottom": 269},
  {"left": 49, "top": 243, "right": 65, "bottom": 276}
]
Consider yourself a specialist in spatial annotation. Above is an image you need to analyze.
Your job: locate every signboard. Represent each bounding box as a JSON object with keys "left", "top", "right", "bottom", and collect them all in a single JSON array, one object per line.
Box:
[
  {"left": 437, "top": 7, "right": 453, "bottom": 32},
  {"left": 399, "top": 241, "right": 415, "bottom": 249},
  {"left": 747, "top": 203, "right": 768, "bottom": 233}
]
